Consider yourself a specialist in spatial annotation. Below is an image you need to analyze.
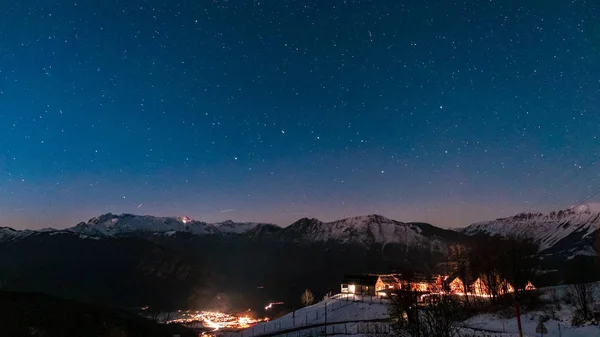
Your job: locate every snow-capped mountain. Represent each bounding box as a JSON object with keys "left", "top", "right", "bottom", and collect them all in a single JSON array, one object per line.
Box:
[
  {"left": 0, "top": 213, "right": 464, "bottom": 249},
  {"left": 277, "top": 214, "right": 463, "bottom": 250},
  {"left": 462, "top": 203, "right": 600, "bottom": 257},
  {"left": 69, "top": 213, "right": 218, "bottom": 236},
  {"left": 66, "top": 213, "right": 273, "bottom": 237}
]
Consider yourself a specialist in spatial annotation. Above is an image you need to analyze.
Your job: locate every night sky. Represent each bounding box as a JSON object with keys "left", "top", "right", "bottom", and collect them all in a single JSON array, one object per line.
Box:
[{"left": 1, "top": 1, "right": 599, "bottom": 229}]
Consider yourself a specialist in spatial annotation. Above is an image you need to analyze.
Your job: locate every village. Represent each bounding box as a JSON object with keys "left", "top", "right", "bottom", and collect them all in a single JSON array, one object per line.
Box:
[
  {"left": 177, "top": 272, "right": 544, "bottom": 337},
  {"left": 340, "top": 273, "right": 536, "bottom": 299}
]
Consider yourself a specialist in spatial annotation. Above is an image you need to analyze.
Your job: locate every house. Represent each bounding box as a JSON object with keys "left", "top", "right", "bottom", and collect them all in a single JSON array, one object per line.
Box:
[
  {"left": 471, "top": 277, "right": 490, "bottom": 296},
  {"left": 342, "top": 273, "right": 448, "bottom": 297},
  {"left": 375, "top": 274, "right": 401, "bottom": 292},
  {"left": 449, "top": 277, "right": 467, "bottom": 294},
  {"left": 470, "top": 276, "right": 515, "bottom": 297},
  {"left": 340, "top": 275, "right": 378, "bottom": 296},
  {"left": 524, "top": 281, "right": 535, "bottom": 291}
]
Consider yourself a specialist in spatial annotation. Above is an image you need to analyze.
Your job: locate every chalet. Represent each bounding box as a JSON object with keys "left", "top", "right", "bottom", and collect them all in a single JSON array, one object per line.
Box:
[
  {"left": 375, "top": 274, "right": 401, "bottom": 292},
  {"left": 449, "top": 275, "right": 527, "bottom": 297},
  {"left": 340, "top": 275, "right": 378, "bottom": 296},
  {"left": 449, "top": 277, "right": 467, "bottom": 294},
  {"left": 524, "top": 281, "right": 536, "bottom": 291},
  {"left": 342, "top": 273, "right": 448, "bottom": 297}
]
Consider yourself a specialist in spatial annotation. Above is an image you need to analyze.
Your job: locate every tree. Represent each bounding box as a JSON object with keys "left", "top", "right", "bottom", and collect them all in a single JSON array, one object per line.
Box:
[
  {"left": 468, "top": 236, "right": 539, "bottom": 303},
  {"left": 566, "top": 257, "right": 597, "bottom": 323},
  {"left": 301, "top": 289, "right": 314, "bottom": 307},
  {"left": 389, "top": 291, "right": 462, "bottom": 337},
  {"left": 416, "top": 296, "right": 463, "bottom": 337},
  {"left": 388, "top": 287, "right": 418, "bottom": 331},
  {"left": 449, "top": 244, "right": 471, "bottom": 307},
  {"left": 497, "top": 236, "right": 539, "bottom": 295},
  {"left": 469, "top": 238, "right": 503, "bottom": 303}
]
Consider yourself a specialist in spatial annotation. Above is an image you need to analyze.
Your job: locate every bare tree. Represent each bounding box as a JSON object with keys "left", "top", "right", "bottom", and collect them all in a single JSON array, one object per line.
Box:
[
  {"left": 449, "top": 244, "right": 471, "bottom": 307},
  {"left": 388, "top": 287, "right": 418, "bottom": 331},
  {"left": 566, "top": 256, "right": 597, "bottom": 324},
  {"left": 390, "top": 292, "right": 462, "bottom": 337},
  {"left": 301, "top": 289, "right": 315, "bottom": 307},
  {"left": 568, "top": 282, "right": 595, "bottom": 322},
  {"left": 417, "top": 296, "right": 463, "bottom": 337}
]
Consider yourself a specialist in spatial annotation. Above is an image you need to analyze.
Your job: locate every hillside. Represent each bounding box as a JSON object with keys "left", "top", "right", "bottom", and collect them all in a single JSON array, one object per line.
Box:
[{"left": 0, "top": 291, "right": 195, "bottom": 337}]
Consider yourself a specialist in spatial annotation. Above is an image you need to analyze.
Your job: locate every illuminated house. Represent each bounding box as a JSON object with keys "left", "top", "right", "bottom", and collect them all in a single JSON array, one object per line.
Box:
[
  {"left": 406, "top": 275, "right": 441, "bottom": 293},
  {"left": 449, "top": 277, "right": 467, "bottom": 294},
  {"left": 342, "top": 274, "right": 447, "bottom": 297},
  {"left": 470, "top": 276, "right": 515, "bottom": 297},
  {"left": 471, "top": 277, "right": 490, "bottom": 296},
  {"left": 340, "top": 275, "right": 378, "bottom": 296},
  {"left": 524, "top": 281, "right": 535, "bottom": 291},
  {"left": 375, "top": 274, "right": 401, "bottom": 291}
]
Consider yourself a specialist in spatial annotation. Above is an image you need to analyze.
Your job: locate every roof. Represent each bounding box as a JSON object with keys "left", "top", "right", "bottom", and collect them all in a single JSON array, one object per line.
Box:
[
  {"left": 341, "top": 275, "right": 378, "bottom": 286},
  {"left": 378, "top": 275, "right": 398, "bottom": 284}
]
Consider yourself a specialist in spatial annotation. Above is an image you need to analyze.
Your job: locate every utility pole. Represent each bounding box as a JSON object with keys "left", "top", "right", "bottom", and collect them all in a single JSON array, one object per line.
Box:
[{"left": 516, "top": 302, "right": 523, "bottom": 337}]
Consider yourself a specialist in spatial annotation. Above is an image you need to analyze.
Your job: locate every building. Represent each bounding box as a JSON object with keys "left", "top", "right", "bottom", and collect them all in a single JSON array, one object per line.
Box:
[
  {"left": 375, "top": 274, "right": 401, "bottom": 292},
  {"left": 524, "top": 281, "right": 536, "bottom": 291},
  {"left": 449, "top": 275, "right": 523, "bottom": 297},
  {"left": 340, "top": 275, "right": 378, "bottom": 296},
  {"left": 449, "top": 277, "right": 467, "bottom": 294},
  {"left": 342, "top": 273, "right": 446, "bottom": 297}
]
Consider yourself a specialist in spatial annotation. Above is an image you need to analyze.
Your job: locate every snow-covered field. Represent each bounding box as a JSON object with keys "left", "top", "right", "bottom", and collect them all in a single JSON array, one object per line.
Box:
[
  {"left": 223, "top": 283, "right": 600, "bottom": 337},
  {"left": 464, "top": 284, "right": 600, "bottom": 337},
  {"left": 222, "top": 294, "right": 389, "bottom": 337}
]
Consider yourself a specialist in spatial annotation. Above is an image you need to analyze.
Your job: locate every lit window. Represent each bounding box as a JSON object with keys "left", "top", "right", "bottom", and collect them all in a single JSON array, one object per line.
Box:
[{"left": 348, "top": 284, "right": 356, "bottom": 293}]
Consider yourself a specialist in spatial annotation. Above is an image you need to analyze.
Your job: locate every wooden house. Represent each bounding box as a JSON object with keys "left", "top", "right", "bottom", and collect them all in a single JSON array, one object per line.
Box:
[
  {"left": 524, "top": 281, "right": 535, "bottom": 291},
  {"left": 340, "top": 275, "right": 378, "bottom": 296}
]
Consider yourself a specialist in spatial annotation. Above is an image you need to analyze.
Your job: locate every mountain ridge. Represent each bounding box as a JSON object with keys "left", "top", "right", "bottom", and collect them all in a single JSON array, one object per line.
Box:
[
  {"left": 2, "top": 204, "right": 600, "bottom": 257},
  {"left": 461, "top": 203, "right": 600, "bottom": 257}
]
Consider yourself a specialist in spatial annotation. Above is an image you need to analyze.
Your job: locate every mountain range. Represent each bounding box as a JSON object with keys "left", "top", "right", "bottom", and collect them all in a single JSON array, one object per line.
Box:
[
  {"left": 3, "top": 204, "right": 599, "bottom": 257},
  {"left": 0, "top": 205, "right": 598, "bottom": 312}
]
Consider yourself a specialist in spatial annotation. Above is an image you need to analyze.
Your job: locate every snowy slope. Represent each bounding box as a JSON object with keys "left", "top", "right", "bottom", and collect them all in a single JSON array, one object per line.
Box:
[
  {"left": 227, "top": 294, "right": 390, "bottom": 337},
  {"left": 462, "top": 203, "right": 600, "bottom": 256},
  {"left": 214, "top": 220, "right": 264, "bottom": 234},
  {"left": 464, "top": 283, "right": 600, "bottom": 337}
]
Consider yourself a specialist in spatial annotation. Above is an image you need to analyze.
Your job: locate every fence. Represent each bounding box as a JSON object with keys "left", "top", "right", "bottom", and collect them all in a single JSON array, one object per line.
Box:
[
  {"left": 223, "top": 320, "right": 392, "bottom": 337},
  {"left": 221, "top": 295, "right": 390, "bottom": 337}
]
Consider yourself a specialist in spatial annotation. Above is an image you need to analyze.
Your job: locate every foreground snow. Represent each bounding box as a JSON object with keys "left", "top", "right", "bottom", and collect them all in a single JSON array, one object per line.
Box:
[
  {"left": 224, "top": 284, "right": 600, "bottom": 337},
  {"left": 465, "top": 284, "right": 600, "bottom": 337}
]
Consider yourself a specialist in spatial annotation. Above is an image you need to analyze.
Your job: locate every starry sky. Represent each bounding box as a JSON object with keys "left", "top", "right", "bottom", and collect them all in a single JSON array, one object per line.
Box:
[{"left": 1, "top": 0, "right": 599, "bottom": 229}]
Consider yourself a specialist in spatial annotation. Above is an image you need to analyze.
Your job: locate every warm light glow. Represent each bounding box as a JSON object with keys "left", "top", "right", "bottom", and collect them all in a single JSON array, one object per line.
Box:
[
  {"left": 348, "top": 284, "right": 356, "bottom": 293},
  {"left": 166, "top": 310, "right": 268, "bottom": 331},
  {"left": 264, "top": 302, "right": 284, "bottom": 310}
]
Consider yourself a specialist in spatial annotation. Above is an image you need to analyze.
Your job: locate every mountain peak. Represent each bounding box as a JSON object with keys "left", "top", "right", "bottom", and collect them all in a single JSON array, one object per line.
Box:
[{"left": 343, "top": 214, "right": 392, "bottom": 223}]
